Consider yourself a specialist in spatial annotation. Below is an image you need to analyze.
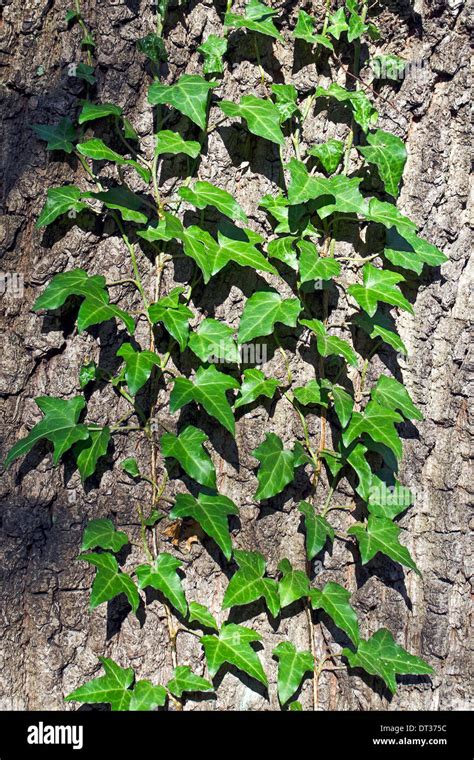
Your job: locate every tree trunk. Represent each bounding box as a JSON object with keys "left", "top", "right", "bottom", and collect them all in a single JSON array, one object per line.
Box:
[{"left": 0, "top": 0, "right": 471, "bottom": 711}]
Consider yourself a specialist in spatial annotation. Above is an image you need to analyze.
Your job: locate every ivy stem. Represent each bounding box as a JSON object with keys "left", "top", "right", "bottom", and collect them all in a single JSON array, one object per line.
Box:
[{"left": 74, "top": 0, "right": 93, "bottom": 67}]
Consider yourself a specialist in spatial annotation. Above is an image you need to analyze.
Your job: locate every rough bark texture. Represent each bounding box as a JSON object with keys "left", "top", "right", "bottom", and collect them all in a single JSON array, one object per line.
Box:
[{"left": 0, "top": 0, "right": 472, "bottom": 711}]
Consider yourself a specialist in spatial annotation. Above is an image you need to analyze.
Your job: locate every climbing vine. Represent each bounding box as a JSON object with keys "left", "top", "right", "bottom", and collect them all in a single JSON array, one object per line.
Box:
[{"left": 5, "top": 0, "right": 447, "bottom": 711}]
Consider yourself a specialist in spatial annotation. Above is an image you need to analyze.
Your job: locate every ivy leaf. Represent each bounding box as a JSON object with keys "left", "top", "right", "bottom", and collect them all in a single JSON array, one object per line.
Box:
[
  {"left": 4, "top": 396, "right": 89, "bottom": 469},
  {"left": 310, "top": 582, "right": 360, "bottom": 645},
  {"left": 200, "top": 623, "right": 267, "bottom": 685},
  {"left": 188, "top": 318, "right": 239, "bottom": 363},
  {"left": 238, "top": 290, "right": 301, "bottom": 344},
  {"left": 65, "top": 657, "right": 134, "bottom": 711},
  {"left": 79, "top": 361, "right": 98, "bottom": 389},
  {"left": 198, "top": 35, "right": 228, "bottom": 74},
  {"left": 358, "top": 129, "right": 407, "bottom": 197},
  {"left": 298, "top": 502, "right": 334, "bottom": 560},
  {"left": 32, "top": 118, "right": 77, "bottom": 153},
  {"left": 347, "top": 9, "right": 368, "bottom": 42},
  {"left": 135, "top": 553, "right": 187, "bottom": 616},
  {"left": 129, "top": 681, "right": 167, "bottom": 711},
  {"left": 293, "top": 10, "right": 334, "bottom": 50},
  {"left": 316, "top": 83, "right": 378, "bottom": 132},
  {"left": 170, "top": 365, "right": 239, "bottom": 436},
  {"left": 348, "top": 515, "right": 420, "bottom": 574},
  {"left": 300, "top": 319, "right": 358, "bottom": 367},
  {"left": 342, "top": 629, "right": 434, "bottom": 694},
  {"left": 78, "top": 101, "right": 123, "bottom": 124},
  {"left": 223, "top": 550, "right": 280, "bottom": 618},
  {"left": 252, "top": 433, "right": 309, "bottom": 500},
  {"left": 73, "top": 427, "right": 111, "bottom": 482},
  {"left": 286, "top": 159, "right": 369, "bottom": 218},
  {"left": 267, "top": 236, "right": 299, "bottom": 270},
  {"left": 365, "top": 197, "right": 417, "bottom": 237},
  {"left": 136, "top": 32, "right": 167, "bottom": 63},
  {"left": 345, "top": 441, "right": 373, "bottom": 500},
  {"left": 326, "top": 7, "right": 349, "bottom": 39},
  {"left": 348, "top": 263, "right": 413, "bottom": 317},
  {"left": 371, "top": 375, "right": 423, "bottom": 421},
  {"left": 188, "top": 601, "right": 218, "bottom": 631},
  {"left": 72, "top": 62, "right": 96, "bottom": 85},
  {"left": 121, "top": 457, "right": 141, "bottom": 478},
  {"left": 216, "top": 223, "right": 277, "bottom": 276},
  {"left": 370, "top": 54, "right": 406, "bottom": 81},
  {"left": 80, "top": 552, "right": 140, "bottom": 613},
  {"left": 148, "top": 74, "right": 218, "bottom": 130},
  {"left": 343, "top": 400, "right": 403, "bottom": 460},
  {"left": 289, "top": 700, "right": 303, "bottom": 711},
  {"left": 116, "top": 343, "right": 161, "bottom": 396},
  {"left": 273, "top": 642, "right": 314, "bottom": 705},
  {"left": 384, "top": 228, "right": 447, "bottom": 275},
  {"left": 154, "top": 130, "right": 201, "bottom": 159},
  {"left": 308, "top": 138, "right": 344, "bottom": 174},
  {"left": 36, "top": 186, "right": 88, "bottom": 227},
  {"left": 81, "top": 518, "right": 129, "bottom": 552},
  {"left": 33, "top": 269, "right": 135, "bottom": 334},
  {"left": 166, "top": 666, "right": 213, "bottom": 698},
  {"left": 138, "top": 212, "right": 184, "bottom": 243},
  {"left": 225, "top": 0, "right": 283, "bottom": 41},
  {"left": 278, "top": 558, "right": 310, "bottom": 608},
  {"left": 271, "top": 84, "right": 299, "bottom": 122},
  {"left": 321, "top": 379, "right": 354, "bottom": 428},
  {"left": 170, "top": 492, "right": 238, "bottom": 560},
  {"left": 160, "top": 426, "right": 216, "bottom": 489},
  {"left": 219, "top": 95, "right": 285, "bottom": 146},
  {"left": 298, "top": 240, "right": 341, "bottom": 284},
  {"left": 293, "top": 380, "right": 329, "bottom": 408},
  {"left": 86, "top": 187, "right": 148, "bottom": 224},
  {"left": 77, "top": 139, "right": 150, "bottom": 183},
  {"left": 354, "top": 310, "right": 408, "bottom": 355},
  {"left": 368, "top": 470, "right": 414, "bottom": 519},
  {"left": 148, "top": 286, "right": 194, "bottom": 351},
  {"left": 178, "top": 181, "right": 248, "bottom": 224},
  {"left": 235, "top": 369, "right": 279, "bottom": 409}
]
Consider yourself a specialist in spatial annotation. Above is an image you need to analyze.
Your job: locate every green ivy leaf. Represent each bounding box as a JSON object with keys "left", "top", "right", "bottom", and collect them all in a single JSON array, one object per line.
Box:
[
  {"left": 326, "top": 7, "right": 349, "bottom": 39},
  {"left": 116, "top": 342, "right": 161, "bottom": 396},
  {"left": 345, "top": 441, "right": 373, "bottom": 500},
  {"left": 293, "top": 10, "right": 334, "bottom": 50},
  {"left": 166, "top": 666, "right": 213, "bottom": 698},
  {"left": 347, "top": 9, "right": 368, "bottom": 42},
  {"left": 278, "top": 558, "right": 310, "bottom": 607},
  {"left": 74, "top": 426, "right": 111, "bottom": 482},
  {"left": 271, "top": 84, "right": 300, "bottom": 122},
  {"left": 4, "top": 396, "right": 89, "bottom": 469},
  {"left": 310, "top": 582, "right": 360, "bottom": 645},
  {"left": 365, "top": 197, "right": 417, "bottom": 236},
  {"left": 36, "top": 186, "right": 88, "bottom": 227},
  {"left": 65, "top": 657, "right": 134, "bottom": 711},
  {"left": 253, "top": 433, "right": 309, "bottom": 500},
  {"left": 74, "top": 63, "right": 96, "bottom": 85},
  {"left": 160, "top": 426, "right": 216, "bottom": 489},
  {"left": 298, "top": 240, "right": 341, "bottom": 284},
  {"left": 342, "top": 629, "right": 434, "bottom": 694},
  {"left": 300, "top": 318, "right": 358, "bottom": 367},
  {"left": 188, "top": 601, "right": 218, "bottom": 631},
  {"left": 148, "top": 75, "right": 218, "bottom": 130},
  {"left": 370, "top": 54, "right": 406, "bottom": 81},
  {"left": 129, "top": 680, "right": 167, "bottom": 711},
  {"left": 358, "top": 129, "right": 407, "bottom": 197},
  {"left": 78, "top": 101, "right": 123, "bottom": 124},
  {"left": 33, "top": 269, "right": 135, "bottom": 334},
  {"left": 148, "top": 286, "right": 194, "bottom": 351},
  {"left": 86, "top": 187, "right": 148, "bottom": 224},
  {"left": 267, "top": 236, "right": 299, "bottom": 270},
  {"left": 219, "top": 95, "right": 285, "bottom": 146},
  {"left": 200, "top": 623, "right": 268, "bottom": 685},
  {"left": 348, "top": 515, "right": 420, "bottom": 574},
  {"left": 293, "top": 380, "right": 329, "bottom": 408},
  {"left": 343, "top": 400, "right": 403, "bottom": 460},
  {"left": 77, "top": 139, "right": 150, "bottom": 183},
  {"left": 32, "top": 118, "right": 77, "bottom": 153},
  {"left": 80, "top": 552, "right": 140, "bottom": 612},
  {"left": 371, "top": 375, "right": 422, "bottom": 421},
  {"left": 315, "top": 83, "right": 378, "bottom": 132},
  {"left": 135, "top": 552, "right": 187, "bottom": 616},
  {"left": 121, "top": 457, "right": 140, "bottom": 478},
  {"left": 354, "top": 310, "right": 408, "bottom": 355},
  {"left": 348, "top": 263, "right": 413, "bottom": 317},
  {"left": 273, "top": 642, "right": 314, "bottom": 705},
  {"left": 235, "top": 369, "right": 280, "bottom": 410},
  {"left": 238, "top": 290, "right": 301, "bottom": 344},
  {"left": 198, "top": 34, "right": 228, "bottom": 74},
  {"left": 223, "top": 550, "right": 280, "bottom": 617},
  {"left": 79, "top": 361, "right": 98, "bottom": 389},
  {"left": 368, "top": 470, "right": 414, "bottom": 519},
  {"left": 215, "top": 223, "right": 276, "bottom": 275},
  {"left": 178, "top": 181, "right": 248, "bottom": 224},
  {"left": 136, "top": 32, "right": 167, "bottom": 62},
  {"left": 299, "top": 502, "right": 335, "bottom": 560},
  {"left": 154, "top": 130, "right": 201, "bottom": 159},
  {"left": 308, "top": 138, "right": 344, "bottom": 174},
  {"left": 289, "top": 700, "right": 303, "bottom": 711},
  {"left": 384, "top": 228, "right": 447, "bottom": 275},
  {"left": 225, "top": 0, "right": 283, "bottom": 41},
  {"left": 188, "top": 318, "right": 239, "bottom": 363},
  {"left": 170, "top": 492, "right": 238, "bottom": 560},
  {"left": 170, "top": 365, "right": 239, "bottom": 436},
  {"left": 286, "top": 159, "right": 369, "bottom": 218},
  {"left": 322, "top": 379, "right": 354, "bottom": 428},
  {"left": 81, "top": 518, "right": 129, "bottom": 552}
]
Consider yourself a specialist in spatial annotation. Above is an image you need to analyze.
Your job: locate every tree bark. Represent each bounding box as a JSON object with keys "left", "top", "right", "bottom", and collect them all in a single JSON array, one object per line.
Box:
[{"left": 0, "top": 0, "right": 471, "bottom": 711}]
